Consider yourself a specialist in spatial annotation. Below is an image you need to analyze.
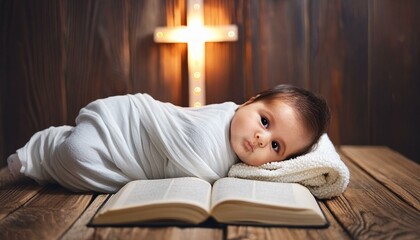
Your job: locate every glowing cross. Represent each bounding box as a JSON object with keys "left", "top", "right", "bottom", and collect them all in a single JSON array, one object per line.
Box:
[{"left": 154, "top": 0, "right": 238, "bottom": 107}]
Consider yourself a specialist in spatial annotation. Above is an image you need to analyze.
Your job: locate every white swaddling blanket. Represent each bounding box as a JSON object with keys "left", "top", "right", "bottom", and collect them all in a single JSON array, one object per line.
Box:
[
  {"left": 228, "top": 134, "right": 350, "bottom": 199},
  {"left": 17, "top": 94, "right": 239, "bottom": 192}
]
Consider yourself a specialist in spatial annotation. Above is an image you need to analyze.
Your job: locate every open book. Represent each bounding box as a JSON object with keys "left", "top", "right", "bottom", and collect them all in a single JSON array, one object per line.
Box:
[{"left": 90, "top": 177, "right": 328, "bottom": 227}]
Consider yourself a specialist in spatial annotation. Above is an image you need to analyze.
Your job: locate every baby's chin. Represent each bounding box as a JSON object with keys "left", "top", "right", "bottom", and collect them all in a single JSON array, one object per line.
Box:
[{"left": 238, "top": 158, "right": 263, "bottom": 166}]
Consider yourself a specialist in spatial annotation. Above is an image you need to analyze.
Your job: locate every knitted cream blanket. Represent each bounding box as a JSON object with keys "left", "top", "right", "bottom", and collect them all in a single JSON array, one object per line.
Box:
[{"left": 228, "top": 134, "right": 350, "bottom": 199}]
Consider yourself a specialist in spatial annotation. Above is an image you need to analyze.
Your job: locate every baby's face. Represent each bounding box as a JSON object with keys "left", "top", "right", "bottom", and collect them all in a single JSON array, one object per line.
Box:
[{"left": 230, "top": 100, "right": 311, "bottom": 166}]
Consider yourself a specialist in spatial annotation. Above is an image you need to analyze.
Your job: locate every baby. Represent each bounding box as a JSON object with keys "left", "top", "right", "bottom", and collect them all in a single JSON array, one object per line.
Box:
[{"left": 7, "top": 84, "right": 330, "bottom": 192}]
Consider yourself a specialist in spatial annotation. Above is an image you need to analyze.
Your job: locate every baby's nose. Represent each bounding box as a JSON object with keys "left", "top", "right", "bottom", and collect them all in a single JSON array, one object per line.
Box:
[{"left": 256, "top": 132, "right": 269, "bottom": 147}]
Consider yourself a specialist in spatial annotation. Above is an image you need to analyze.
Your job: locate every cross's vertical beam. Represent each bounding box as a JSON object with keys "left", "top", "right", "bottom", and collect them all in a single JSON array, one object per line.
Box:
[{"left": 154, "top": 0, "right": 238, "bottom": 107}]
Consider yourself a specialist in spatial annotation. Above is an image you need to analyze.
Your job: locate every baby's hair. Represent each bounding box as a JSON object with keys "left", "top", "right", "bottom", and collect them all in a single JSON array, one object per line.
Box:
[{"left": 251, "top": 84, "right": 331, "bottom": 158}]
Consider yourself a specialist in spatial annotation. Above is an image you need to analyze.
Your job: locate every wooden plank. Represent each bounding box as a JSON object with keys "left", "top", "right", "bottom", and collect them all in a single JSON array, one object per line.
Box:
[
  {"left": 309, "top": 0, "right": 369, "bottom": 145},
  {"left": 0, "top": 0, "right": 10, "bottom": 166},
  {"left": 237, "top": 0, "right": 309, "bottom": 101},
  {"left": 340, "top": 146, "right": 420, "bottom": 211},
  {"left": 130, "top": 0, "right": 187, "bottom": 106},
  {"left": 93, "top": 226, "right": 224, "bottom": 240},
  {"left": 205, "top": 0, "right": 245, "bottom": 104},
  {"left": 61, "top": 194, "right": 109, "bottom": 240},
  {"left": 369, "top": 0, "right": 420, "bottom": 164},
  {"left": 3, "top": 0, "right": 68, "bottom": 167},
  {"left": 0, "top": 167, "right": 43, "bottom": 220},
  {"left": 0, "top": 185, "right": 93, "bottom": 239},
  {"left": 64, "top": 0, "right": 132, "bottom": 122},
  {"left": 324, "top": 150, "right": 420, "bottom": 239},
  {"left": 227, "top": 202, "right": 350, "bottom": 240}
]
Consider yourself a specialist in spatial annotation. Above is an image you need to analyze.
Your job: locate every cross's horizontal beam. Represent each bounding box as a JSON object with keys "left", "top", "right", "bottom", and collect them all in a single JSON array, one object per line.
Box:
[{"left": 155, "top": 25, "right": 238, "bottom": 43}]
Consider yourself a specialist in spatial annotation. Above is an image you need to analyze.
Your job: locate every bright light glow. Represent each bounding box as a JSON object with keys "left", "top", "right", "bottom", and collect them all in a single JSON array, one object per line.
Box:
[
  {"left": 154, "top": 0, "right": 238, "bottom": 107},
  {"left": 193, "top": 87, "right": 201, "bottom": 95},
  {"left": 154, "top": 25, "right": 238, "bottom": 43}
]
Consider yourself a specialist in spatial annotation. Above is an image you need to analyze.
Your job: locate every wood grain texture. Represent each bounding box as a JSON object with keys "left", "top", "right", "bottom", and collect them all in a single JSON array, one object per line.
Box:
[
  {"left": 226, "top": 202, "right": 351, "bottom": 240},
  {"left": 0, "top": 168, "right": 43, "bottom": 220},
  {"left": 205, "top": 0, "right": 244, "bottom": 104},
  {"left": 309, "top": 0, "right": 369, "bottom": 145},
  {"left": 325, "top": 151, "right": 420, "bottom": 239},
  {"left": 237, "top": 0, "right": 308, "bottom": 101},
  {"left": 369, "top": 0, "right": 420, "bottom": 163},
  {"left": 0, "top": 185, "right": 93, "bottom": 240},
  {"left": 61, "top": 194, "right": 109, "bottom": 240},
  {"left": 130, "top": 0, "right": 188, "bottom": 106},
  {"left": 340, "top": 146, "right": 420, "bottom": 211},
  {"left": 93, "top": 227, "right": 224, "bottom": 240},
  {"left": 0, "top": 0, "right": 8, "bottom": 167},
  {"left": 63, "top": 0, "right": 132, "bottom": 123},
  {"left": 3, "top": 0, "right": 68, "bottom": 163}
]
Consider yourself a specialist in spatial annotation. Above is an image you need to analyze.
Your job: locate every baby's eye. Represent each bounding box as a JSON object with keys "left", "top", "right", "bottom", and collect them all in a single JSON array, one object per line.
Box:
[
  {"left": 261, "top": 117, "right": 269, "bottom": 128},
  {"left": 272, "top": 141, "right": 279, "bottom": 152}
]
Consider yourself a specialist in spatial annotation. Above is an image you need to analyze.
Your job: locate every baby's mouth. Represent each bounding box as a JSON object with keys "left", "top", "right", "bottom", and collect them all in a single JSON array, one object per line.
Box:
[{"left": 244, "top": 140, "right": 254, "bottom": 152}]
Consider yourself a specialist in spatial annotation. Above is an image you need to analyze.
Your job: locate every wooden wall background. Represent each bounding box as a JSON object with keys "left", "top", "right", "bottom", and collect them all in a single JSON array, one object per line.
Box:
[{"left": 1, "top": 0, "right": 419, "bottom": 166}]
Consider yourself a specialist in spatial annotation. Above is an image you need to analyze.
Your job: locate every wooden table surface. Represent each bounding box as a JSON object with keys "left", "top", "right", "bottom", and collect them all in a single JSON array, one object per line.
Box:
[{"left": 0, "top": 146, "right": 419, "bottom": 240}]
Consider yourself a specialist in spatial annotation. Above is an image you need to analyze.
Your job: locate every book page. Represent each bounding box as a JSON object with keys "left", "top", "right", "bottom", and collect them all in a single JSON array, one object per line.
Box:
[
  {"left": 210, "top": 178, "right": 326, "bottom": 226},
  {"left": 211, "top": 178, "right": 307, "bottom": 209},
  {"left": 107, "top": 177, "right": 212, "bottom": 212}
]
